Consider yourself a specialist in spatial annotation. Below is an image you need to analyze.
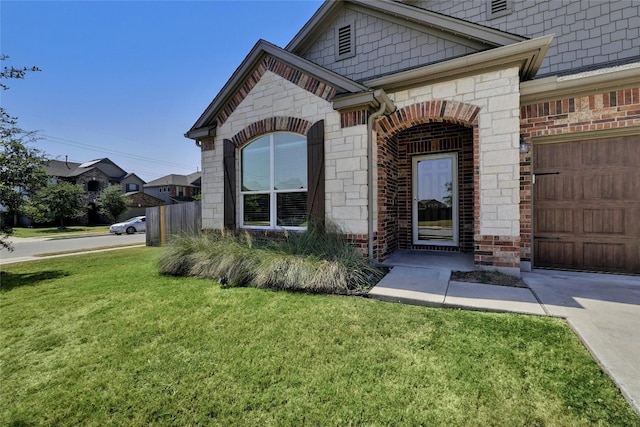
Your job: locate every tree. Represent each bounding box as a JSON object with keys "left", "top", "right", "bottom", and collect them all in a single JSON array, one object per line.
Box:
[
  {"left": 97, "top": 185, "right": 127, "bottom": 223},
  {"left": 25, "top": 181, "right": 86, "bottom": 228},
  {"left": 0, "top": 55, "right": 46, "bottom": 251}
]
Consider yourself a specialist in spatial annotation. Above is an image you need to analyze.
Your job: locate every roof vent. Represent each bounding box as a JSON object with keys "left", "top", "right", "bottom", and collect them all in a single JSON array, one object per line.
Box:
[
  {"left": 487, "top": 0, "right": 512, "bottom": 19},
  {"left": 335, "top": 22, "right": 355, "bottom": 61}
]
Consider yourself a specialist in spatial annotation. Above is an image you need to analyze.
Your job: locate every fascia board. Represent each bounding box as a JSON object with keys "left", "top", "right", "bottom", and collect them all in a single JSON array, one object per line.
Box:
[
  {"left": 188, "top": 39, "right": 367, "bottom": 137},
  {"left": 364, "top": 35, "right": 553, "bottom": 91},
  {"left": 286, "top": 1, "right": 343, "bottom": 53},
  {"left": 351, "top": 0, "right": 526, "bottom": 47},
  {"left": 520, "top": 63, "right": 640, "bottom": 104},
  {"left": 185, "top": 126, "right": 216, "bottom": 140},
  {"left": 287, "top": 0, "right": 525, "bottom": 55}
]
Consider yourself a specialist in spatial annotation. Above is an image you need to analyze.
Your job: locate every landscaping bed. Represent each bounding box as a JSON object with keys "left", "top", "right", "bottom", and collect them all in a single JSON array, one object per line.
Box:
[{"left": 451, "top": 270, "right": 528, "bottom": 288}]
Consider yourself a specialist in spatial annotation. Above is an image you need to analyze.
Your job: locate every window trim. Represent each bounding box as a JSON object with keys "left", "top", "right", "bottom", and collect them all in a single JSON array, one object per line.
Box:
[{"left": 239, "top": 132, "right": 308, "bottom": 230}]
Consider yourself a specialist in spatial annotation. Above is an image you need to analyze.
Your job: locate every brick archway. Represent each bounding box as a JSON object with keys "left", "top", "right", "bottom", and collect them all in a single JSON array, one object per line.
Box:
[
  {"left": 375, "top": 100, "right": 480, "bottom": 261},
  {"left": 231, "top": 116, "right": 312, "bottom": 148},
  {"left": 376, "top": 100, "right": 480, "bottom": 139}
]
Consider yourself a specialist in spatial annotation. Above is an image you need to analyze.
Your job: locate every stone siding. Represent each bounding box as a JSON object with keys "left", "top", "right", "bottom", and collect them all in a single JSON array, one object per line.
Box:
[
  {"left": 375, "top": 67, "right": 522, "bottom": 273},
  {"left": 389, "top": 68, "right": 522, "bottom": 238},
  {"left": 202, "top": 70, "right": 370, "bottom": 235}
]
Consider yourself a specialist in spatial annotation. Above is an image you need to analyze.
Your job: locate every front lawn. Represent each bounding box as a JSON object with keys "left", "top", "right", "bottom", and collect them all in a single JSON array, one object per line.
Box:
[{"left": 1, "top": 248, "right": 638, "bottom": 426}]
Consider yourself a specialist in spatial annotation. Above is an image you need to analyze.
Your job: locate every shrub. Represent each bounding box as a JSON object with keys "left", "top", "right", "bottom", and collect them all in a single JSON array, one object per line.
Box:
[{"left": 158, "top": 226, "right": 384, "bottom": 294}]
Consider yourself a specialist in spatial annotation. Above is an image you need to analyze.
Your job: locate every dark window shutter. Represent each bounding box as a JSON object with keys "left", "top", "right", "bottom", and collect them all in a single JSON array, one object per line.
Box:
[
  {"left": 307, "top": 120, "right": 325, "bottom": 230},
  {"left": 223, "top": 139, "right": 236, "bottom": 230}
]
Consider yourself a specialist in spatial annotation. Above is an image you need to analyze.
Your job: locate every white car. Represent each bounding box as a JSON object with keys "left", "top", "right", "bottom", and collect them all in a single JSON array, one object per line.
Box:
[{"left": 110, "top": 216, "right": 146, "bottom": 235}]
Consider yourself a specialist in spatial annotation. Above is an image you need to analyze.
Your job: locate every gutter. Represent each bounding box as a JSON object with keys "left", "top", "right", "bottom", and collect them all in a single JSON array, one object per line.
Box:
[
  {"left": 185, "top": 124, "right": 217, "bottom": 141},
  {"left": 520, "top": 62, "right": 640, "bottom": 104},
  {"left": 366, "top": 89, "right": 396, "bottom": 263}
]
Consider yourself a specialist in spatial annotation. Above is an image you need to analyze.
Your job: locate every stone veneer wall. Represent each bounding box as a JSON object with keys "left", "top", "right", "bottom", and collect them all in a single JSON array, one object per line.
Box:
[
  {"left": 377, "top": 67, "right": 522, "bottom": 274},
  {"left": 201, "top": 68, "right": 370, "bottom": 236},
  {"left": 519, "top": 86, "right": 640, "bottom": 265}
]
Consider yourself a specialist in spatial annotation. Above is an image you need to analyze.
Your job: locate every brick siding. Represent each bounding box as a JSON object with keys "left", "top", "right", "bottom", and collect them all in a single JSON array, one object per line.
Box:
[
  {"left": 376, "top": 101, "right": 479, "bottom": 261},
  {"left": 519, "top": 87, "right": 640, "bottom": 263},
  {"left": 230, "top": 117, "right": 313, "bottom": 148},
  {"left": 394, "top": 122, "right": 474, "bottom": 253}
]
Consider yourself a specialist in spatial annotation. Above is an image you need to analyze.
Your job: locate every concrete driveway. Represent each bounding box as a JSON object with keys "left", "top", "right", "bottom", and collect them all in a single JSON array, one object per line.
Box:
[{"left": 524, "top": 270, "right": 640, "bottom": 414}]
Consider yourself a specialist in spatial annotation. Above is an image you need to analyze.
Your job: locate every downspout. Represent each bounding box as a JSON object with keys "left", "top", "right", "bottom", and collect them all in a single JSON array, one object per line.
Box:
[{"left": 366, "top": 90, "right": 395, "bottom": 263}]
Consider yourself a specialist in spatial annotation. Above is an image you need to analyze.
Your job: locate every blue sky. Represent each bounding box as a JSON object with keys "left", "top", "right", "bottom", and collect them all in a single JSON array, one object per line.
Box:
[{"left": 1, "top": 0, "right": 323, "bottom": 182}]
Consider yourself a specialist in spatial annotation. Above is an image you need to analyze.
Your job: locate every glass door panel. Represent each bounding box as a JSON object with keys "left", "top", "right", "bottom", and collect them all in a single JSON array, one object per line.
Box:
[{"left": 412, "top": 153, "right": 458, "bottom": 245}]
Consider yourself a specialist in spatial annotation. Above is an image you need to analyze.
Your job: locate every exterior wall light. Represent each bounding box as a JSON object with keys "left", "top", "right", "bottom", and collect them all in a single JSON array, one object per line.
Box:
[{"left": 519, "top": 135, "right": 530, "bottom": 153}]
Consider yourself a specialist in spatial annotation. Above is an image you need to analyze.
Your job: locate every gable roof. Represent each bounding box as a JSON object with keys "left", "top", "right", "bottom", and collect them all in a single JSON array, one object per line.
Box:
[
  {"left": 122, "top": 172, "right": 146, "bottom": 184},
  {"left": 186, "top": 0, "right": 552, "bottom": 141},
  {"left": 46, "top": 159, "right": 82, "bottom": 177},
  {"left": 145, "top": 172, "right": 201, "bottom": 188},
  {"left": 186, "top": 39, "right": 368, "bottom": 140},
  {"left": 46, "top": 158, "right": 130, "bottom": 180},
  {"left": 286, "top": 0, "right": 527, "bottom": 55}
]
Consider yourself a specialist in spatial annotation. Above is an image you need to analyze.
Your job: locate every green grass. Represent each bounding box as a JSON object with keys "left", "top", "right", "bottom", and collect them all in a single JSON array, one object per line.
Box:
[
  {"left": 11, "top": 225, "right": 110, "bottom": 238},
  {"left": 1, "top": 248, "right": 638, "bottom": 426}
]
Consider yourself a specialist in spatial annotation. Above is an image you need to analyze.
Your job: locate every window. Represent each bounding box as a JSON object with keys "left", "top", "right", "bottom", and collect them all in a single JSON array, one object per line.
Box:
[
  {"left": 126, "top": 183, "right": 139, "bottom": 192},
  {"left": 335, "top": 22, "right": 355, "bottom": 61},
  {"left": 87, "top": 180, "right": 100, "bottom": 192},
  {"left": 241, "top": 133, "right": 307, "bottom": 229}
]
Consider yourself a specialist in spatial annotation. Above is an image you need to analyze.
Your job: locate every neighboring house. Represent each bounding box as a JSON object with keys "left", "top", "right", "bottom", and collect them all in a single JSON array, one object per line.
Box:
[
  {"left": 186, "top": 0, "right": 640, "bottom": 275},
  {"left": 144, "top": 172, "right": 201, "bottom": 205},
  {"left": 46, "top": 158, "right": 148, "bottom": 224},
  {"left": 120, "top": 191, "right": 165, "bottom": 221}
]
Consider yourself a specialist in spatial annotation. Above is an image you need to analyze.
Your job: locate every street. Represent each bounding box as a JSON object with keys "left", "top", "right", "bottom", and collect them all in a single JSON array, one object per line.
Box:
[{"left": 0, "top": 233, "right": 146, "bottom": 265}]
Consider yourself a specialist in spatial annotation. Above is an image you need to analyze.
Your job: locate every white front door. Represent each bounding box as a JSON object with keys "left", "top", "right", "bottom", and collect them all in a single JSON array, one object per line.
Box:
[{"left": 412, "top": 153, "right": 458, "bottom": 246}]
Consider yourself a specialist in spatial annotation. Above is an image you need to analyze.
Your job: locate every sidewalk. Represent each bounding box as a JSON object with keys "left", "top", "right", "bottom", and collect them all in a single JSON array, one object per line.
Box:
[{"left": 369, "top": 265, "right": 547, "bottom": 315}]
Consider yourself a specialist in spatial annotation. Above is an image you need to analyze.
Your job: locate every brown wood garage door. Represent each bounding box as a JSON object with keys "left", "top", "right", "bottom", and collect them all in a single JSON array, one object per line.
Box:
[{"left": 533, "top": 134, "right": 640, "bottom": 274}]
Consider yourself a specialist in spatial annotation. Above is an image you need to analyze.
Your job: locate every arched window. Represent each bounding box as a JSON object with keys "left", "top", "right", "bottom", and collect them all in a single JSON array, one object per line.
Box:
[{"left": 240, "top": 132, "right": 307, "bottom": 228}]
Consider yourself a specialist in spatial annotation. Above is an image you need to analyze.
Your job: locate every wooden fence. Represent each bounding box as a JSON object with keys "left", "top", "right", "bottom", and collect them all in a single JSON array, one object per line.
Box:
[{"left": 146, "top": 201, "right": 201, "bottom": 246}]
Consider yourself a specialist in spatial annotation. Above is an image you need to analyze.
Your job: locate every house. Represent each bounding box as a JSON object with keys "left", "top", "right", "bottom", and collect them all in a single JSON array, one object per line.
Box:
[
  {"left": 120, "top": 191, "right": 165, "bottom": 221},
  {"left": 46, "top": 158, "right": 147, "bottom": 224},
  {"left": 186, "top": 0, "right": 640, "bottom": 275},
  {"left": 144, "top": 172, "right": 201, "bottom": 205}
]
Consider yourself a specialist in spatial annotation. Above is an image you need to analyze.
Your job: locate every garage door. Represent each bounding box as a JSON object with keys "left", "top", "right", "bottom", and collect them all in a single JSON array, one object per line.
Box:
[{"left": 533, "top": 135, "right": 640, "bottom": 274}]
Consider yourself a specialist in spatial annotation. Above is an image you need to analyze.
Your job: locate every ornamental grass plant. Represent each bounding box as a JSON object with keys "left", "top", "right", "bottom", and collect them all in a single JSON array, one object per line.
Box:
[{"left": 158, "top": 225, "right": 383, "bottom": 294}]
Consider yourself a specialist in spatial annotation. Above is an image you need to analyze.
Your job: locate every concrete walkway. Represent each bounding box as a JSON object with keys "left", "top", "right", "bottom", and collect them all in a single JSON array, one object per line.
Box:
[{"left": 369, "top": 250, "right": 640, "bottom": 414}]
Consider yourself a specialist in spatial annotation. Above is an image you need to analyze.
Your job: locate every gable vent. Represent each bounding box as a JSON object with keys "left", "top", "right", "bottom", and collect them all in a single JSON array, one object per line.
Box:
[
  {"left": 487, "top": 0, "right": 512, "bottom": 19},
  {"left": 335, "top": 23, "right": 355, "bottom": 61}
]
